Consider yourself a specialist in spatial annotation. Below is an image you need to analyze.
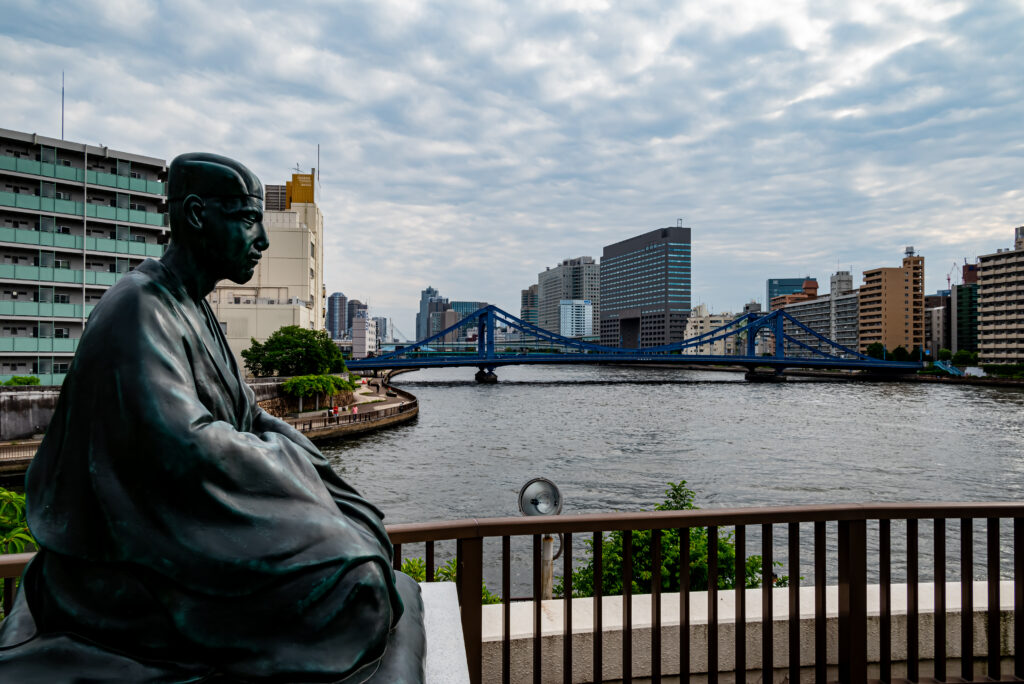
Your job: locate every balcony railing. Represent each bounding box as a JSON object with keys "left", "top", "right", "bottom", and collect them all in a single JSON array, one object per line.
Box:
[
  {"left": 0, "top": 191, "right": 165, "bottom": 227},
  {"left": 2, "top": 502, "right": 1022, "bottom": 683},
  {"left": 0, "top": 155, "right": 165, "bottom": 195},
  {"left": 388, "top": 502, "right": 1024, "bottom": 683},
  {"left": 0, "top": 226, "right": 165, "bottom": 258}
]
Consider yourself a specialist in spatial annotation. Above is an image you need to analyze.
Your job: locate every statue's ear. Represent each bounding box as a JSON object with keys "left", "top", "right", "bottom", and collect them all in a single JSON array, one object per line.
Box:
[{"left": 182, "top": 194, "right": 205, "bottom": 234}]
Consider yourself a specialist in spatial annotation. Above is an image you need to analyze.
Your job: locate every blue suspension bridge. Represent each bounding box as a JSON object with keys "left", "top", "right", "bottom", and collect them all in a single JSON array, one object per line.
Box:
[{"left": 346, "top": 305, "right": 926, "bottom": 381}]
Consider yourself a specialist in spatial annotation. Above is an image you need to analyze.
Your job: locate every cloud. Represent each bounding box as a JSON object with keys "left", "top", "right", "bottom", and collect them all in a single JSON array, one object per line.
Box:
[{"left": 1, "top": 0, "right": 1022, "bottom": 331}]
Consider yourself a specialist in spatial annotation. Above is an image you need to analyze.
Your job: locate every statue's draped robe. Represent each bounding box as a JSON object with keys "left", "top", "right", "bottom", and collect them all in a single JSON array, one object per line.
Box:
[{"left": 0, "top": 259, "right": 424, "bottom": 683}]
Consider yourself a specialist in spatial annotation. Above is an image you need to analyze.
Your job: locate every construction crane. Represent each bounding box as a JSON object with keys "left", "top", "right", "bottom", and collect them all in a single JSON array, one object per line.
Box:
[{"left": 946, "top": 261, "right": 959, "bottom": 289}]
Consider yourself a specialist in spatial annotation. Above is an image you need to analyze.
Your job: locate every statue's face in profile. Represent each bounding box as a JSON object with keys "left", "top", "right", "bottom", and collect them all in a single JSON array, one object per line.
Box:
[{"left": 201, "top": 196, "right": 268, "bottom": 284}]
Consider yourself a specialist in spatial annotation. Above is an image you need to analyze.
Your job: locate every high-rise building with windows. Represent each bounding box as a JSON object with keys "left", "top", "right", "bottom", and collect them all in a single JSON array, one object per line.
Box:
[
  {"left": 326, "top": 291, "right": 347, "bottom": 339},
  {"left": 558, "top": 299, "right": 593, "bottom": 339},
  {"left": 537, "top": 257, "right": 600, "bottom": 335},
  {"left": 520, "top": 284, "right": 538, "bottom": 326},
  {"left": 0, "top": 128, "right": 168, "bottom": 384},
  {"left": 209, "top": 172, "right": 326, "bottom": 373},
  {"left": 977, "top": 227, "right": 1024, "bottom": 364},
  {"left": 415, "top": 286, "right": 439, "bottom": 341},
  {"left": 858, "top": 248, "right": 924, "bottom": 354},
  {"left": 346, "top": 299, "right": 367, "bottom": 336},
  {"left": 766, "top": 277, "right": 815, "bottom": 311},
  {"left": 600, "top": 226, "right": 691, "bottom": 348},
  {"left": 780, "top": 271, "right": 859, "bottom": 357}
]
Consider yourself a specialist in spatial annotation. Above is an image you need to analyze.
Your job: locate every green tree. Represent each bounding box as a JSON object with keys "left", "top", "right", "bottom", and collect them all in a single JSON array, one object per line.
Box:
[
  {"left": 3, "top": 376, "right": 40, "bottom": 386},
  {"left": 242, "top": 326, "right": 345, "bottom": 377},
  {"left": 399, "top": 557, "right": 501, "bottom": 605},
  {"left": 282, "top": 374, "right": 357, "bottom": 412},
  {"left": 952, "top": 349, "right": 973, "bottom": 366},
  {"left": 937, "top": 348, "right": 952, "bottom": 361},
  {"left": 970, "top": 351, "right": 980, "bottom": 365},
  {"left": 556, "top": 481, "right": 766, "bottom": 599},
  {"left": 890, "top": 346, "right": 910, "bottom": 362},
  {"left": 865, "top": 343, "right": 885, "bottom": 359},
  {"left": 0, "top": 488, "right": 34, "bottom": 554}
]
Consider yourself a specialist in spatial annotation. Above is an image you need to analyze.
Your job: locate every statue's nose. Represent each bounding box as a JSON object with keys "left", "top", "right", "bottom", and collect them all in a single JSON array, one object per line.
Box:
[{"left": 254, "top": 223, "right": 269, "bottom": 251}]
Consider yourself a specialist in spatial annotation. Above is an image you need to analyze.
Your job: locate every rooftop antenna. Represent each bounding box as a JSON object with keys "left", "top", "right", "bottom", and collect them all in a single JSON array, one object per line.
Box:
[
  {"left": 316, "top": 144, "right": 320, "bottom": 188},
  {"left": 61, "top": 71, "right": 65, "bottom": 140},
  {"left": 292, "top": 163, "right": 303, "bottom": 174},
  {"left": 677, "top": 217, "right": 684, "bottom": 227}
]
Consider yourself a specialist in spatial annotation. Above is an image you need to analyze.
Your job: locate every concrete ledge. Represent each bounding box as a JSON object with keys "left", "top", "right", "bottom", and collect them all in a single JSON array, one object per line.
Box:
[
  {"left": 421, "top": 582, "right": 470, "bottom": 684},
  {"left": 480, "top": 581, "right": 1016, "bottom": 683}
]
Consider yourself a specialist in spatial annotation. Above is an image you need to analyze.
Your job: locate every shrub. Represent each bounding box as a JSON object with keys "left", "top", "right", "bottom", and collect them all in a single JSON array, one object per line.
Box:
[
  {"left": 937, "top": 348, "right": 952, "bottom": 361},
  {"left": 952, "top": 349, "right": 973, "bottom": 366},
  {"left": 3, "top": 376, "right": 40, "bottom": 386},
  {"left": 400, "top": 557, "right": 501, "bottom": 605}
]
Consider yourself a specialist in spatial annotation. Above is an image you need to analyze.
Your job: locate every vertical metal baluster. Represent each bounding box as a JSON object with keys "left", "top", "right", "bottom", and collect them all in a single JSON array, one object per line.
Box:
[
  {"left": 594, "top": 531, "right": 603, "bottom": 684},
  {"left": 735, "top": 525, "right": 746, "bottom": 680},
  {"left": 623, "top": 530, "right": 633, "bottom": 684},
  {"left": 426, "top": 541, "right": 435, "bottom": 582},
  {"left": 563, "top": 532, "right": 573, "bottom": 684},
  {"left": 907, "top": 518, "right": 919, "bottom": 682},
  {"left": 1016, "top": 517, "right": 1023, "bottom": 680},
  {"left": 392, "top": 543, "right": 402, "bottom": 571},
  {"left": 880, "top": 520, "right": 891, "bottom": 683},
  {"left": 762, "top": 523, "right": 773, "bottom": 681},
  {"left": 789, "top": 522, "right": 799, "bottom": 684},
  {"left": 459, "top": 537, "right": 484, "bottom": 684},
  {"left": 534, "top": 534, "right": 542, "bottom": 684},
  {"left": 962, "top": 518, "right": 974, "bottom": 682},
  {"left": 681, "top": 527, "right": 691, "bottom": 684},
  {"left": 708, "top": 525, "right": 718, "bottom": 684},
  {"left": 652, "top": 529, "right": 662, "bottom": 684},
  {"left": 935, "top": 518, "right": 946, "bottom": 682},
  {"left": 987, "top": 518, "right": 1000, "bottom": 680},
  {"left": 837, "top": 519, "right": 867, "bottom": 684},
  {"left": 502, "top": 536, "right": 510, "bottom": 684},
  {"left": 815, "top": 521, "right": 826, "bottom": 684}
]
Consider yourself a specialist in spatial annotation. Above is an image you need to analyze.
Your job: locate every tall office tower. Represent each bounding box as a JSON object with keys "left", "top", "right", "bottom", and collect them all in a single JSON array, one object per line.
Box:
[
  {"left": 209, "top": 171, "right": 326, "bottom": 372},
  {"left": 858, "top": 248, "right": 925, "bottom": 354},
  {"left": 0, "top": 128, "right": 168, "bottom": 384},
  {"left": 951, "top": 261, "right": 980, "bottom": 353},
  {"left": 766, "top": 277, "right": 816, "bottom": 310},
  {"left": 426, "top": 297, "right": 450, "bottom": 337},
  {"left": 769, "top": 279, "right": 818, "bottom": 310},
  {"left": 346, "top": 298, "right": 367, "bottom": 335},
  {"left": 781, "top": 271, "right": 859, "bottom": 357},
  {"left": 537, "top": 256, "right": 600, "bottom": 335},
  {"left": 977, "top": 227, "right": 1024, "bottom": 364},
  {"left": 558, "top": 299, "right": 593, "bottom": 338},
  {"left": 326, "top": 291, "right": 347, "bottom": 339},
  {"left": 600, "top": 227, "right": 691, "bottom": 348},
  {"left": 450, "top": 300, "right": 487, "bottom": 319},
  {"left": 520, "top": 284, "right": 538, "bottom": 326},
  {"left": 416, "top": 286, "right": 439, "bottom": 341}
]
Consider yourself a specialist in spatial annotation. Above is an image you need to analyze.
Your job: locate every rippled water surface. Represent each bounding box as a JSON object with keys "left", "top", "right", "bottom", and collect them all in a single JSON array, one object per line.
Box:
[{"left": 323, "top": 365, "right": 1024, "bottom": 524}]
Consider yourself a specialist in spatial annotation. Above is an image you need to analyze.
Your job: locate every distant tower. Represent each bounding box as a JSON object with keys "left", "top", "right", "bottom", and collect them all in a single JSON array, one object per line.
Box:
[{"left": 326, "top": 292, "right": 347, "bottom": 339}]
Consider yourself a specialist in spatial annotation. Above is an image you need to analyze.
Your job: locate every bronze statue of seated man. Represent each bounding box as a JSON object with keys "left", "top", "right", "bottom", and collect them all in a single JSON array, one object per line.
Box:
[{"left": 0, "top": 153, "right": 425, "bottom": 683}]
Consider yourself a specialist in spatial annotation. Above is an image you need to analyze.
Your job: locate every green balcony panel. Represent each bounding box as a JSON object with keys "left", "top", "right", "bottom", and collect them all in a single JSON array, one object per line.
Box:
[
  {"left": 96, "top": 205, "right": 116, "bottom": 220},
  {"left": 0, "top": 227, "right": 16, "bottom": 243},
  {"left": 146, "top": 180, "right": 165, "bottom": 195},
  {"left": 54, "top": 165, "right": 83, "bottom": 182},
  {"left": 40, "top": 163, "right": 56, "bottom": 177},
  {"left": 129, "top": 242, "right": 146, "bottom": 256},
  {"left": 15, "top": 195, "right": 41, "bottom": 211},
  {"left": 129, "top": 209, "right": 147, "bottom": 224},
  {"left": 54, "top": 338, "right": 78, "bottom": 353},
  {"left": 95, "top": 171, "right": 118, "bottom": 188},
  {"left": 0, "top": 191, "right": 15, "bottom": 207},
  {"left": 129, "top": 177, "right": 146, "bottom": 193},
  {"left": 85, "top": 204, "right": 97, "bottom": 218},
  {"left": 114, "top": 208, "right": 128, "bottom": 222},
  {"left": 39, "top": 198, "right": 56, "bottom": 212},
  {"left": 145, "top": 243, "right": 164, "bottom": 257},
  {"left": 117, "top": 176, "right": 130, "bottom": 190},
  {"left": 84, "top": 304, "right": 95, "bottom": 317},
  {"left": 52, "top": 302, "right": 79, "bottom": 317},
  {"left": 96, "top": 272, "right": 116, "bottom": 286},
  {"left": 14, "top": 265, "right": 41, "bottom": 281},
  {"left": 17, "top": 338, "right": 46, "bottom": 353},
  {"left": 16, "top": 159, "right": 41, "bottom": 175},
  {"left": 54, "top": 233, "right": 79, "bottom": 249},
  {"left": 55, "top": 198, "right": 82, "bottom": 215},
  {"left": 53, "top": 269, "right": 80, "bottom": 284},
  {"left": 95, "top": 238, "right": 116, "bottom": 253},
  {"left": 0, "top": 265, "right": 13, "bottom": 279},
  {"left": 146, "top": 212, "right": 166, "bottom": 227},
  {"left": 0, "top": 157, "right": 15, "bottom": 171},
  {"left": 37, "top": 233, "right": 54, "bottom": 247},
  {"left": 0, "top": 338, "right": 10, "bottom": 351}
]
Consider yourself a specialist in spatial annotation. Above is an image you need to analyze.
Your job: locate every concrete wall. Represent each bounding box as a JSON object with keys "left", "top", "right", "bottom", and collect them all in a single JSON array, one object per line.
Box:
[
  {"left": 480, "top": 581, "right": 1015, "bottom": 683},
  {"left": 0, "top": 386, "right": 60, "bottom": 441}
]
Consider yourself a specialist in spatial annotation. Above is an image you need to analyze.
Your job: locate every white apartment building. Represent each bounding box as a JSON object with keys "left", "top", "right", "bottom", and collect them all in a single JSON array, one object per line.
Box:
[
  {"left": 559, "top": 299, "right": 593, "bottom": 338},
  {"left": 208, "top": 172, "right": 326, "bottom": 373},
  {"left": 682, "top": 304, "right": 738, "bottom": 355},
  {"left": 352, "top": 312, "right": 377, "bottom": 359}
]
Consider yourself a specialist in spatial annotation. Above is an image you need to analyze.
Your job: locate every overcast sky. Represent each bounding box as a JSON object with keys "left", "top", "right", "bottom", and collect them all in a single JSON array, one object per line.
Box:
[{"left": 3, "top": 0, "right": 1023, "bottom": 336}]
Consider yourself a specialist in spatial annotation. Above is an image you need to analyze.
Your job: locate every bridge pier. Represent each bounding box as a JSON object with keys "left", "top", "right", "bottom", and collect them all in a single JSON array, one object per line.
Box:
[
  {"left": 475, "top": 369, "right": 498, "bottom": 384},
  {"left": 745, "top": 368, "right": 786, "bottom": 382}
]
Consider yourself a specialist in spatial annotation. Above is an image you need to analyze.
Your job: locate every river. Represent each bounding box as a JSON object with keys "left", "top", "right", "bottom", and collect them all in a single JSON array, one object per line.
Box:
[{"left": 322, "top": 365, "right": 1024, "bottom": 586}]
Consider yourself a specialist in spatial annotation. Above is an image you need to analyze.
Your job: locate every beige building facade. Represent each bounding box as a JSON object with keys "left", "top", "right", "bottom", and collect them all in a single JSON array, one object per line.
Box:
[
  {"left": 858, "top": 249, "right": 924, "bottom": 354},
  {"left": 209, "top": 173, "right": 325, "bottom": 374},
  {"left": 977, "top": 227, "right": 1024, "bottom": 364},
  {"left": 682, "top": 304, "right": 738, "bottom": 355}
]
